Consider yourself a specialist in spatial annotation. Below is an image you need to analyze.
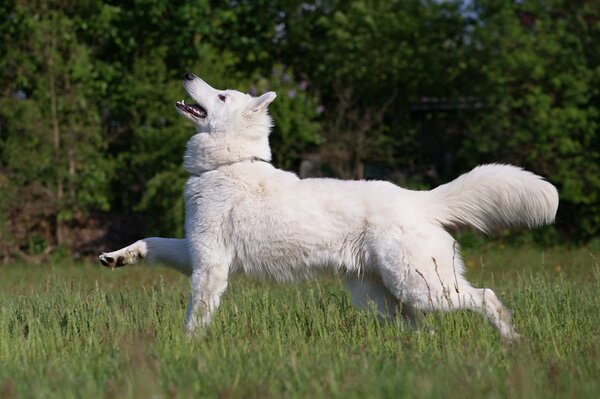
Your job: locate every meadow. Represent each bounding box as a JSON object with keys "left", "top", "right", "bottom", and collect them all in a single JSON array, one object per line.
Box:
[{"left": 0, "top": 244, "right": 599, "bottom": 398}]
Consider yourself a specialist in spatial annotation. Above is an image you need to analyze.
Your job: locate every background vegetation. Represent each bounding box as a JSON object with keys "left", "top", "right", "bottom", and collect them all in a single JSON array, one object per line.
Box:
[{"left": 1, "top": 0, "right": 599, "bottom": 259}]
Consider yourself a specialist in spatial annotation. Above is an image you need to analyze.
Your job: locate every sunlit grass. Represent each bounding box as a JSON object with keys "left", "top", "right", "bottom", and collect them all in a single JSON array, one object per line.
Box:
[{"left": 1, "top": 245, "right": 599, "bottom": 398}]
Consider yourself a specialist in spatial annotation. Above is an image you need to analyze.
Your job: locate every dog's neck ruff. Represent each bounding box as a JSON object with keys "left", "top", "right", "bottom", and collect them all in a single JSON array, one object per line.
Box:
[{"left": 190, "top": 157, "right": 270, "bottom": 176}]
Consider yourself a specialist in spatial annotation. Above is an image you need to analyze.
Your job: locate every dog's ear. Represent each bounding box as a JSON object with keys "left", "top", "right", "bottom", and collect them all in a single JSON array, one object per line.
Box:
[{"left": 248, "top": 92, "right": 277, "bottom": 113}]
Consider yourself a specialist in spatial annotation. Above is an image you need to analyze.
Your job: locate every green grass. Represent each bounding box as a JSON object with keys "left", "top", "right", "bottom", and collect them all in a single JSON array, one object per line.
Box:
[{"left": 1, "top": 246, "right": 599, "bottom": 398}]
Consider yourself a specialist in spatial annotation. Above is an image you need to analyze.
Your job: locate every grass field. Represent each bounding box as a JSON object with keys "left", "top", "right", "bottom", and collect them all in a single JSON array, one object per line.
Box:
[{"left": 1, "top": 244, "right": 599, "bottom": 398}]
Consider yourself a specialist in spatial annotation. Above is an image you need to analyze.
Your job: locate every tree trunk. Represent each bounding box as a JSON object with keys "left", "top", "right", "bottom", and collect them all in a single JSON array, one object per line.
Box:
[{"left": 48, "top": 16, "right": 64, "bottom": 246}]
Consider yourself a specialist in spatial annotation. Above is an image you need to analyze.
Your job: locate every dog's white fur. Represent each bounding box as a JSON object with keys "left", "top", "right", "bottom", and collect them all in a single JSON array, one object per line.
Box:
[{"left": 100, "top": 73, "right": 559, "bottom": 340}]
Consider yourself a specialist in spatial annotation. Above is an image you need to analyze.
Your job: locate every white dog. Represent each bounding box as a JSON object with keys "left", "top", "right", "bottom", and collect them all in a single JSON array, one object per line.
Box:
[{"left": 100, "top": 73, "right": 558, "bottom": 340}]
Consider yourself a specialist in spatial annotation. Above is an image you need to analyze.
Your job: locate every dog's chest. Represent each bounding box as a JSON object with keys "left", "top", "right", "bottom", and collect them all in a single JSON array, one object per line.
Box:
[{"left": 183, "top": 166, "right": 284, "bottom": 235}]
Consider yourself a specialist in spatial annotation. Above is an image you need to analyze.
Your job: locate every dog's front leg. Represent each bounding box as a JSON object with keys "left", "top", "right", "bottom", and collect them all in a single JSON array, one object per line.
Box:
[
  {"left": 99, "top": 238, "right": 191, "bottom": 275},
  {"left": 185, "top": 265, "right": 230, "bottom": 335}
]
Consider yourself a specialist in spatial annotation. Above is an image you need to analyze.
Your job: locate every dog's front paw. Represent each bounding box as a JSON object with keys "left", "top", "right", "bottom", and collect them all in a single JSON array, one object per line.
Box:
[{"left": 99, "top": 253, "right": 127, "bottom": 270}]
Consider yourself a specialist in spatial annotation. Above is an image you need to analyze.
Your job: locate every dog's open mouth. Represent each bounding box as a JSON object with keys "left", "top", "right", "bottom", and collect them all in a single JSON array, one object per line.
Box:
[{"left": 176, "top": 100, "right": 207, "bottom": 119}]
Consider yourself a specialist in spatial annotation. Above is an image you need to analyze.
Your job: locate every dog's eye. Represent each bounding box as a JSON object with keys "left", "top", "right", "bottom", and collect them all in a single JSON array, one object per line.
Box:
[{"left": 218, "top": 94, "right": 226, "bottom": 102}]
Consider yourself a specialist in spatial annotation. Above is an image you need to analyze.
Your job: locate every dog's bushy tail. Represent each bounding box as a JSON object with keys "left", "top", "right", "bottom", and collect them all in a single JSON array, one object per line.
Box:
[{"left": 427, "top": 164, "right": 559, "bottom": 234}]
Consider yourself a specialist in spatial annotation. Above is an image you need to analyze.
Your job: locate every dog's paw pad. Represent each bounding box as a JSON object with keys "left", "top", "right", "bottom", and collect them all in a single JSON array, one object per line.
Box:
[
  {"left": 99, "top": 253, "right": 123, "bottom": 270},
  {"left": 99, "top": 254, "right": 111, "bottom": 266}
]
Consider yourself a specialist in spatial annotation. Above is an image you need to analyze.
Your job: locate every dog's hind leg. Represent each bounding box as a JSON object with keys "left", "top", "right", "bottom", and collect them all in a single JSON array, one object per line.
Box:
[
  {"left": 382, "top": 258, "right": 518, "bottom": 340},
  {"left": 405, "top": 284, "right": 519, "bottom": 341},
  {"left": 344, "top": 274, "right": 425, "bottom": 328},
  {"left": 373, "top": 230, "right": 519, "bottom": 340},
  {"left": 99, "top": 238, "right": 191, "bottom": 275},
  {"left": 344, "top": 274, "right": 399, "bottom": 319}
]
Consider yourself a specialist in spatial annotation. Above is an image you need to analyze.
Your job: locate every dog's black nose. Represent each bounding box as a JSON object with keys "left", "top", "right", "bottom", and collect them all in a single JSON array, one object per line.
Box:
[{"left": 184, "top": 72, "right": 196, "bottom": 81}]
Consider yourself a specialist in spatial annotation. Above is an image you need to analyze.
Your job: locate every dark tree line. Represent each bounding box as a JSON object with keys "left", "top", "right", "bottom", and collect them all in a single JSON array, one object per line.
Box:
[{"left": 1, "top": 0, "right": 599, "bottom": 261}]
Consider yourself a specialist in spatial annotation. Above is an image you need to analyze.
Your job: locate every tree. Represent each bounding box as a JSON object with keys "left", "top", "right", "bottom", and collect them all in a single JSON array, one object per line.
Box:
[
  {"left": 0, "top": 1, "right": 114, "bottom": 258},
  {"left": 463, "top": 0, "right": 600, "bottom": 239},
  {"left": 275, "top": 0, "right": 473, "bottom": 180}
]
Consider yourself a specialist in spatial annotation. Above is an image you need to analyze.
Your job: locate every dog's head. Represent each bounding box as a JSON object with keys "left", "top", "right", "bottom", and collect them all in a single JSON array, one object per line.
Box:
[
  {"left": 176, "top": 73, "right": 276, "bottom": 136},
  {"left": 176, "top": 73, "right": 277, "bottom": 173}
]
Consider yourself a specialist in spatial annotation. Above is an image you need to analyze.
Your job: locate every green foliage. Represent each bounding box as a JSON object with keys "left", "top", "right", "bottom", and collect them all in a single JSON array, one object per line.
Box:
[
  {"left": 1, "top": 0, "right": 599, "bottom": 257},
  {"left": 0, "top": 246, "right": 599, "bottom": 397},
  {"left": 461, "top": 1, "right": 600, "bottom": 240},
  {"left": 0, "top": 2, "right": 115, "bottom": 255},
  {"left": 256, "top": 66, "right": 323, "bottom": 169}
]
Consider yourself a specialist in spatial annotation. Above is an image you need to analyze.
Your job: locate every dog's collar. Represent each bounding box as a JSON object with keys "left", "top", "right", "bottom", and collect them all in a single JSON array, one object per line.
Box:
[
  {"left": 191, "top": 157, "right": 270, "bottom": 176},
  {"left": 219, "top": 156, "right": 270, "bottom": 168}
]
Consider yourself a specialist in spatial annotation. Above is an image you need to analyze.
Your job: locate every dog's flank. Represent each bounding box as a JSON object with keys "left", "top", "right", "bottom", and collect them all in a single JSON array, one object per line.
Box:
[{"left": 100, "top": 73, "right": 558, "bottom": 340}]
